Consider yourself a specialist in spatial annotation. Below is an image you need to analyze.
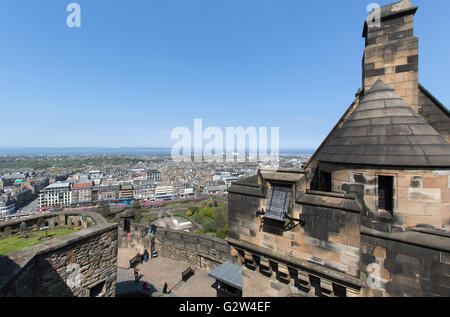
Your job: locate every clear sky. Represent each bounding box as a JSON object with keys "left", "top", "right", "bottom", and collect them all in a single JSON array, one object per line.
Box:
[{"left": 0, "top": 0, "right": 449, "bottom": 151}]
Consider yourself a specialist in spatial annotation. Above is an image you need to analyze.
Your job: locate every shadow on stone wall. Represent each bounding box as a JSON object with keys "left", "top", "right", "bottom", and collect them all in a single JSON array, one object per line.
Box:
[{"left": 0, "top": 254, "right": 75, "bottom": 297}]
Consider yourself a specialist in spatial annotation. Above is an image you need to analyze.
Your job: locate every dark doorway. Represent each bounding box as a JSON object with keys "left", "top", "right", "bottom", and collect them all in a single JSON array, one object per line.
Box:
[
  {"left": 378, "top": 176, "right": 394, "bottom": 213},
  {"left": 124, "top": 219, "right": 130, "bottom": 233},
  {"left": 319, "top": 171, "right": 332, "bottom": 192}
]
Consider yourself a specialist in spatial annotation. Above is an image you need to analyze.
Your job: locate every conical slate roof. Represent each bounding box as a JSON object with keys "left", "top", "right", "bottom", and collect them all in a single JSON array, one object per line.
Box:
[{"left": 315, "top": 79, "right": 450, "bottom": 167}]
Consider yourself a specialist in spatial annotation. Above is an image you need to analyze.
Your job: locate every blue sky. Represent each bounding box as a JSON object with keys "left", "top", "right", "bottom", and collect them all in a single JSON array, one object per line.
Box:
[{"left": 0, "top": 0, "right": 449, "bottom": 151}]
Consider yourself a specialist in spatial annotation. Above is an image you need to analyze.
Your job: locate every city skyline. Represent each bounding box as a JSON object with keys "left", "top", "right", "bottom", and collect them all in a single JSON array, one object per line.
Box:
[{"left": 1, "top": 0, "right": 449, "bottom": 150}]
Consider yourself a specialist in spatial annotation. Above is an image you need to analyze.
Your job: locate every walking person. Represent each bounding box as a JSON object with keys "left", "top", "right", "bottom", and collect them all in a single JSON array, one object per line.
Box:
[
  {"left": 163, "top": 282, "right": 168, "bottom": 294},
  {"left": 144, "top": 249, "right": 149, "bottom": 262},
  {"left": 134, "top": 267, "right": 139, "bottom": 282}
]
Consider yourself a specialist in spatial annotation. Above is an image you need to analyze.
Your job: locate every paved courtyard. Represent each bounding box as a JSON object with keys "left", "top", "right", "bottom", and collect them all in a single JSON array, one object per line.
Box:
[{"left": 116, "top": 248, "right": 217, "bottom": 297}]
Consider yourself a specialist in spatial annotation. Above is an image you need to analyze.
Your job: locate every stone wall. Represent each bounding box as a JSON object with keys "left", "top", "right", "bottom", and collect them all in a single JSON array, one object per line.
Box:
[
  {"left": 228, "top": 168, "right": 450, "bottom": 297},
  {"left": 228, "top": 172, "right": 366, "bottom": 297},
  {"left": 118, "top": 220, "right": 233, "bottom": 271},
  {"left": 362, "top": 2, "right": 419, "bottom": 113},
  {"left": 0, "top": 211, "right": 98, "bottom": 238},
  {"left": 0, "top": 212, "right": 118, "bottom": 297},
  {"left": 360, "top": 227, "right": 450, "bottom": 297},
  {"left": 322, "top": 163, "right": 450, "bottom": 232},
  {"left": 229, "top": 178, "right": 364, "bottom": 277},
  {"left": 155, "top": 227, "right": 232, "bottom": 271},
  {"left": 118, "top": 221, "right": 152, "bottom": 253}
]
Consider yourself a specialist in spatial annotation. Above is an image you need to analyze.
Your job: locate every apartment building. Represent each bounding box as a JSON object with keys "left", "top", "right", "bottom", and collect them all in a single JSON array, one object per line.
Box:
[
  {"left": 71, "top": 182, "right": 93, "bottom": 206},
  {"left": 38, "top": 182, "right": 72, "bottom": 211}
]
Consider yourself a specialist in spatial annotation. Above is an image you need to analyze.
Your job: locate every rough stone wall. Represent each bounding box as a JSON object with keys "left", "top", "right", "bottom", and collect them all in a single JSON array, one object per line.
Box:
[
  {"left": 228, "top": 174, "right": 367, "bottom": 297},
  {"left": 298, "top": 201, "right": 361, "bottom": 277},
  {"left": 360, "top": 232, "right": 450, "bottom": 297},
  {"left": 326, "top": 163, "right": 450, "bottom": 231},
  {"left": 0, "top": 224, "right": 118, "bottom": 297},
  {"left": 118, "top": 222, "right": 151, "bottom": 253},
  {"left": 228, "top": 187, "right": 362, "bottom": 278},
  {"left": 228, "top": 192, "right": 262, "bottom": 246},
  {"left": 0, "top": 212, "right": 96, "bottom": 238},
  {"left": 154, "top": 228, "right": 232, "bottom": 271}
]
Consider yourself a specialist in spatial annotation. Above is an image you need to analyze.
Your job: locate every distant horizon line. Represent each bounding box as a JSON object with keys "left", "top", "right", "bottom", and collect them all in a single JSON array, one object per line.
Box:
[{"left": 0, "top": 146, "right": 315, "bottom": 155}]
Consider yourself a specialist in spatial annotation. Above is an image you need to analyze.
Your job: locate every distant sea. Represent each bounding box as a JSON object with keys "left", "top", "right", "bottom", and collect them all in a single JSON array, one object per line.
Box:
[
  {"left": 0, "top": 147, "right": 314, "bottom": 156},
  {"left": 0, "top": 147, "right": 172, "bottom": 156}
]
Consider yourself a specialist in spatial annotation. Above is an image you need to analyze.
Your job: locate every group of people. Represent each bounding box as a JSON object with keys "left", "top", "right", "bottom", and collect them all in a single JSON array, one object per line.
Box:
[{"left": 132, "top": 250, "right": 169, "bottom": 295}]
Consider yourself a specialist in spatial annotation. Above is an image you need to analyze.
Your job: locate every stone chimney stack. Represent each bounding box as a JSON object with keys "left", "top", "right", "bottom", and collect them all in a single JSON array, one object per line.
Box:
[{"left": 362, "top": 0, "right": 419, "bottom": 113}]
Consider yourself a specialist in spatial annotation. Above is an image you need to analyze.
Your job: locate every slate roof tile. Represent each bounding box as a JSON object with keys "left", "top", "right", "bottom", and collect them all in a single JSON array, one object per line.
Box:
[{"left": 315, "top": 79, "right": 450, "bottom": 167}]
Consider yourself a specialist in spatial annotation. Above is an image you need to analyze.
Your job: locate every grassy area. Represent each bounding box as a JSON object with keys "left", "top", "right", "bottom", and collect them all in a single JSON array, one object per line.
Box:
[
  {"left": 189, "top": 202, "right": 229, "bottom": 238},
  {"left": 139, "top": 212, "right": 158, "bottom": 224},
  {"left": 163, "top": 201, "right": 194, "bottom": 208},
  {"left": 0, "top": 227, "right": 77, "bottom": 256}
]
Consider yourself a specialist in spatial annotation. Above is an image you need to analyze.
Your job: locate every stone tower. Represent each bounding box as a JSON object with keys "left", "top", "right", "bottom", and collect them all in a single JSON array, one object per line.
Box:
[{"left": 362, "top": 0, "right": 419, "bottom": 113}]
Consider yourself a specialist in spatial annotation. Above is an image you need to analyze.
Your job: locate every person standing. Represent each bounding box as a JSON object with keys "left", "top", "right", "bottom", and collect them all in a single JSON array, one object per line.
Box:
[
  {"left": 144, "top": 249, "right": 149, "bottom": 262},
  {"left": 163, "top": 282, "right": 168, "bottom": 294}
]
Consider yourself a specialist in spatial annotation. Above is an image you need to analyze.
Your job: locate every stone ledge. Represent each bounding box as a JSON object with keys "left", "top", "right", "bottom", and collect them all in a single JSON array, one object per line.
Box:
[
  {"left": 226, "top": 237, "right": 365, "bottom": 289},
  {"left": 227, "top": 184, "right": 266, "bottom": 198},
  {"left": 361, "top": 225, "right": 450, "bottom": 252},
  {"left": 296, "top": 191, "right": 362, "bottom": 213}
]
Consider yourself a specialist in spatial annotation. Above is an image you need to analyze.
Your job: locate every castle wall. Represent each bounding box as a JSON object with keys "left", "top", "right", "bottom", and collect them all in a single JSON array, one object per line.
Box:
[
  {"left": 320, "top": 162, "right": 450, "bottom": 231},
  {"left": 0, "top": 220, "right": 118, "bottom": 297},
  {"left": 228, "top": 179, "right": 366, "bottom": 297},
  {"left": 360, "top": 229, "right": 450, "bottom": 297}
]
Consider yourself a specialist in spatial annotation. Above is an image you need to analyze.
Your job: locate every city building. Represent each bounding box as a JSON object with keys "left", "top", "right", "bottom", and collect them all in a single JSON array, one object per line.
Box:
[
  {"left": 71, "top": 182, "right": 93, "bottom": 206},
  {"left": 134, "top": 180, "right": 156, "bottom": 201},
  {"left": 0, "top": 196, "right": 16, "bottom": 217},
  {"left": 98, "top": 184, "right": 120, "bottom": 202},
  {"left": 205, "top": 181, "right": 227, "bottom": 195},
  {"left": 227, "top": 0, "right": 450, "bottom": 297},
  {"left": 92, "top": 185, "right": 99, "bottom": 203},
  {"left": 119, "top": 183, "right": 134, "bottom": 201},
  {"left": 180, "top": 187, "right": 195, "bottom": 198},
  {"left": 146, "top": 169, "right": 161, "bottom": 182},
  {"left": 12, "top": 187, "right": 33, "bottom": 209},
  {"left": 38, "top": 182, "right": 72, "bottom": 211},
  {"left": 155, "top": 185, "right": 175, "bottom": 199}
]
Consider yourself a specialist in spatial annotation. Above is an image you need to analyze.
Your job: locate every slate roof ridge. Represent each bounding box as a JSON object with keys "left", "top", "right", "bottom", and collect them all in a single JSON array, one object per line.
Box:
[{"left": 418, "top": 83, "right": 450, "bottom": 118}]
